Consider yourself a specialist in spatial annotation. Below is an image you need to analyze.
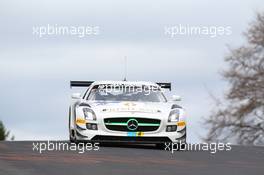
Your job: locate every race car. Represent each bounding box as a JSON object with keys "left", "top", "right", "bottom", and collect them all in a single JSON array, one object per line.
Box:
[{"left": 68, "top": 80, "right": 186, "bottom": 147}]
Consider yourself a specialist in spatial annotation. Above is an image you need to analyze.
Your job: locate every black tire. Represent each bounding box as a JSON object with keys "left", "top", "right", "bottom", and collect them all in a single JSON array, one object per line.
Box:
[
  {"left": 68, "top": 107, "right": 76, "bottom": 143},
  {"left": 156, "top": 143, "right": 165, "bottom": 149},
  {"left": 155, "top": 142, "right": 172, "bottom": 150},
  {"left": 156, "top": 142, "right": 187, "bottom": 151},
  {"left": 69, "top": 130, "right": 75, "bottom": 143}
]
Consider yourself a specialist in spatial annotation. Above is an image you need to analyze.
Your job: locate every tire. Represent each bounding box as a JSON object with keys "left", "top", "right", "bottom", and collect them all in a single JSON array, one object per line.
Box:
[
  {"left": 156, "top": 143, "right": 164, "bottom": 149},
  {"left": 156, "top": 142, "right": 187, "bottom": 151},
  {"left": 68, "top": 106, "right": 75, "bottom": 143},
  {"left": 155, "top": 142, "right": 172, "bottom": 150},
  {"left": 69, "top": 130, "right": 75, "bottom": 143}
]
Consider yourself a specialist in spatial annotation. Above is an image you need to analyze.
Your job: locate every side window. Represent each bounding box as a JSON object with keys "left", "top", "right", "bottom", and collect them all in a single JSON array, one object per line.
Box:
[
  {"left": 86, "top": 85, "right": 99, "bottom": 100},
  {"left": 87, "top": 89, "right": 94, "bottom": 100}
]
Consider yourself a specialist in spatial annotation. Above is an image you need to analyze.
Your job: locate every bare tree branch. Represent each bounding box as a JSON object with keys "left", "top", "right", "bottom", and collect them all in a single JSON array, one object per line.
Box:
[{"left": 204, "top": 12, "right": 264, "bottom": 145}]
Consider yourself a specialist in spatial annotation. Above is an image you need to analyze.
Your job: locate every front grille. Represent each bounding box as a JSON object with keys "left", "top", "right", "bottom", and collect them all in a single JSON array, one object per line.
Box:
[{"left": 104, "top": 117, "right": 160, "bottom": 132}]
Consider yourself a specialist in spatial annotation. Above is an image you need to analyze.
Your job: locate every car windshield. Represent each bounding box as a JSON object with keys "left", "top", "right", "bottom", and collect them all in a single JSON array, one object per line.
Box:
[{"left": 87, "top": 84, "right": 167, "bottom": 102}]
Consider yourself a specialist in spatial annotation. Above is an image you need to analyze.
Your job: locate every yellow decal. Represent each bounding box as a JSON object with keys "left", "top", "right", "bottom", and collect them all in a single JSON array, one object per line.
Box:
[
  {"left": 123, "top": 102, "right": 136, "bottom": 107},
  {"left": 136, "top": 132, "right": 144, "bottom": 137},
  {"left": 177, "top": 121, "right": 186, "bottom": 126},
  {"left": 76, "top": 118, "right": 86, "bottom": 124}
]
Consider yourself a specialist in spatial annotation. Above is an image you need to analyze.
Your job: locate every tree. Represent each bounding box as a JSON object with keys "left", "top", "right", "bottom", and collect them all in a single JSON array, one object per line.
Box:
[
  {"left": 0, "top": 120, "right": 10, "bottom": 141},
  {"left": 204, "top": 12, "right": 264, "bottom": 145}
]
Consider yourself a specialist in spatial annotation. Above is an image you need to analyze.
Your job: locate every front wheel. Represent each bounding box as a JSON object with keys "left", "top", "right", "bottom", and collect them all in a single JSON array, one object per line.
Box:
[
  {"left": 155, "top": 142, "right": 171, "bottom": 150},
  {"left": 68, "top": 107, "right": 76, "bottom": 143},
  {"left": 69, "top": 129, "right": 76, "bottom": 143},
  {"left": 156, "top": 142, "right": 187, "bottom": 151}
]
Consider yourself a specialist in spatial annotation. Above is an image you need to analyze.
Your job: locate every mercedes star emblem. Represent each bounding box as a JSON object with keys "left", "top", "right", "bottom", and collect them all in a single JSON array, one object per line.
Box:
[{"left": 127, "top": 119, "right": 138, "bottom": 131}]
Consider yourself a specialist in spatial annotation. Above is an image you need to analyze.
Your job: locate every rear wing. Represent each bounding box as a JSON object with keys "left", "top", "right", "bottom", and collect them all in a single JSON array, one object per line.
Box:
[
  {"left": 156, "top": 82, "right": 171, "bottom": 91},
  {"left": 70, "top": 81, "right": 171, "bottom": 91},
  {"left": 70, "top": 81, "right": 94, "bottom": 88}
]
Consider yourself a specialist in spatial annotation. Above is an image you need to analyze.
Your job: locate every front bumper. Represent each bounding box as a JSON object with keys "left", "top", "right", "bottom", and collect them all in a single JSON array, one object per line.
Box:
[{"left": 75, "top": 123, "right": 186, "bottom": 144}]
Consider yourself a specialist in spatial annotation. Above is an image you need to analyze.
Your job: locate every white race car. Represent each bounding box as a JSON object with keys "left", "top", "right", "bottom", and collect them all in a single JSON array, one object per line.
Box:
[{"left": 69, "top": 80, "right": 186, "bottom": 147}]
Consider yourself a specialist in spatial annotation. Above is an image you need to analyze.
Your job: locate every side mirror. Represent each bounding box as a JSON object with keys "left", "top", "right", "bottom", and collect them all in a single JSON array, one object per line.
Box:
[
  {"left": 172, "top": 95, "right": 181, "bottom": 101},
  {"left": 71, "top": 93, "right": 81, "bottom": 99}
]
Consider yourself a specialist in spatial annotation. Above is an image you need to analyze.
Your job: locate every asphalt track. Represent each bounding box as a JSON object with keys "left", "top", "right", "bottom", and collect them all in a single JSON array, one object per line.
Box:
[{"left": 0, "top": 141, "right": 264, "bottom": 175}]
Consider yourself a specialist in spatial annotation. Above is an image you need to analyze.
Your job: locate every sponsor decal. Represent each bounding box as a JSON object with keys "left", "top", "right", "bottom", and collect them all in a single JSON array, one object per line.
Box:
[{"left": 127, "top": 132, "right": 144, "bottom": 137}]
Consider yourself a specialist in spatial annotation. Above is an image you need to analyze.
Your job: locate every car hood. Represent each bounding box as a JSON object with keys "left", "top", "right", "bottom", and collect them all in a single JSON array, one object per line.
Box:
[{"left": 87, "top": 101, "right": 173, "bottom": 114}]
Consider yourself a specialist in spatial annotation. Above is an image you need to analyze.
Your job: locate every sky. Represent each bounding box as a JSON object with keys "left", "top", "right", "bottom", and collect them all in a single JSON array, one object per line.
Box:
[{"left": 0, "top": 0, "right": 264, "bottom": 143}]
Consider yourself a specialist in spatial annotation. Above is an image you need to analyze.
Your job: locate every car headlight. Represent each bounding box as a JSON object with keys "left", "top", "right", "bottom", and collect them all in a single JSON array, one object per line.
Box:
[
  {"left": 83, "top": 108, "right": 96, "bottom": 121},
  {"left": 168, "top": 109, "right": 180, "bottom": 122}
]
